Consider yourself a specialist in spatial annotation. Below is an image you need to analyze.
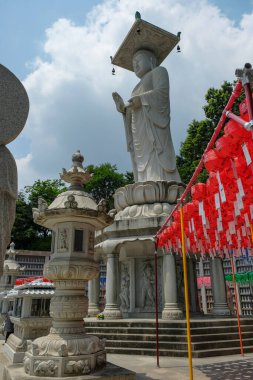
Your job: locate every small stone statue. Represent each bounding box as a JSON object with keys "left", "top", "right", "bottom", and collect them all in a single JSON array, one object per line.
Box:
[{"left": 59, "top": 229, "right": 68, "bottom": 250}]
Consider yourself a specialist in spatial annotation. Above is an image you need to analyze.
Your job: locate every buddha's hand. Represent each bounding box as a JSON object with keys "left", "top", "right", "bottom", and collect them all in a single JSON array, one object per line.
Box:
[{"left": 112, "top": 92, "right": 126, "bottom": 113}]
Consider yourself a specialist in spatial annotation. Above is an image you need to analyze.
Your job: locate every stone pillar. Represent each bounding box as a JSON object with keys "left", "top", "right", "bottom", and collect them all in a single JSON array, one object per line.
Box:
[
  {"left": 198, "top": 258, "right": 207, "bottom": 314},
  {"left": 21, "top": 297, "right": 32, "bottom": 318},
  {"left": 188, "top": 258, "right": 198, "bottom": 313},
  {"left": 103, "top": 253, "right": 122, "bottom": 319},
  {"left": 88, "top": 277, "right": 101, "bottom": 317},
  {"left": 162, "top": 254, "right": 183, "bottom": 319},
  {"left": 233, "top": 256, "right": 242, "bottom": 315},
  {"left": 211, "top": 257, "right": 230, "bottom": 315}
]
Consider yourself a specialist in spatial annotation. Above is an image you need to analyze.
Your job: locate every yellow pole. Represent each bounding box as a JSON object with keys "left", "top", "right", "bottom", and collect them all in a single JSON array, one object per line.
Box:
[
  {"left": 180, "top": 207, "right": 193, "bottom": 380},
  {"left": 250, "top": 224, "right": 253, "bottom": 243}
]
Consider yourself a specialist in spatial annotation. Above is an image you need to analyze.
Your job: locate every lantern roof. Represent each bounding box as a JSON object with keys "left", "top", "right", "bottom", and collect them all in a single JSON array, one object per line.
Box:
[{"left": 32, "top": 151, "right": 112, "bottom": 229}]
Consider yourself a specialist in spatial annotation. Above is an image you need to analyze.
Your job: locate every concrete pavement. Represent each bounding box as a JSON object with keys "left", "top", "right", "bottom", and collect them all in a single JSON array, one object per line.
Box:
[
  {"left": 0, "top": 334, "right": 253, "bottom": 380},
  {"left": 107, "top": 353, "right": 253, "bottom": 379}
]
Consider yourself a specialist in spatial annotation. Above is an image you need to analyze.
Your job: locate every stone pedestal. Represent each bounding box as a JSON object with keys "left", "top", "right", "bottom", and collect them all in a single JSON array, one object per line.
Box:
[
  {"left": 96, "top": 181, "right": 185, "bottom": 319},
  {"left": 103, "top": 253, "right": 122, "bottom": 319},
  {"left": 3, "top": 361, "right": 136, "bottom": 380},
  {"left": 88, "top": 277, "right": 101, "bottom": 317},
  {"left": 4, "top": 317, "right": 52, "bottom": 363},
  {"left": 211, "top": 257, "right": 230, "bottom": 316},
  {"left": 162, "top": 254, "right": 183, "bottom": 319}
]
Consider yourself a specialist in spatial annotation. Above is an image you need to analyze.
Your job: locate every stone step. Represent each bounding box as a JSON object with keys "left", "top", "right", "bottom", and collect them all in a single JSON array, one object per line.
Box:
[
  {"left": 104, "top": 338, "right": 251, "bottom": 351},
  {"left": 191, "top": 331, "right": 253, "bottom": 342},
  {"left": 192, "top": 337, "right": 253, "bottom": 350},
  {"left": 104, "top": 347, "right": 188, "bottom": 357},
  {"left": 105, "top": 340, "right": 188, "bottom": 350},
  {"left": 89, "top": 333, "right": 187, "bottom": 342},
  {"left": 190, "top": 324, "right": 253, "bottom": 334},
  {"left": 85, "top": 324, "right": 253, "bottom": 336},
  {"left": 104, "top": 345, "right": 253, "bottom": 358},
  {"left": 89, "top": 331, "right": 253, "bottom": 343},
  {"left": 85, "top": 318, "right": 253, "bottom": 328},
  {"left": 85, "top": 327, "right": 187, "bottom": 335},
  {"left": 193, "top": 345, "right": 253, "bottom": 358},
  {"left": 85, "top": 318, "right": 253, "bottom": 358}
]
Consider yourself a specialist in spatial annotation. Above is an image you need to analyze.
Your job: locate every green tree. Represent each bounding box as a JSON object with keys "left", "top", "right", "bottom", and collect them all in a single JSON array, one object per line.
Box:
[
  {"left": 11, "top": 192, "right": 37, "bottom": 249},
  {"left": 177, "top": 81, "right": 246, "bottom": 184},
  {"left": 12, "top": 167, "right": 134, "bottom": 250},
  {"left": 84, "top": 163, "right": 133, "bottom": 209},
  {"left": 25, "top": 179, "right": 67, "bottom": 208},
  {"left": 12, "top": 179, "right": 66, "bottom": 250}
]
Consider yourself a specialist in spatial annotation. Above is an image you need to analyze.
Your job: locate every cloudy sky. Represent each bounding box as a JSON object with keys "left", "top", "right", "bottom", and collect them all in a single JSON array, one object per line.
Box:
[{"left": 1, "top": 0, "right": 253, "bottom": 190}]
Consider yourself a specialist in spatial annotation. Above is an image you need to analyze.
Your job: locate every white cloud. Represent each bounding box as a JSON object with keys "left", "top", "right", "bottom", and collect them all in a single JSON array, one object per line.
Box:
[{"left": 14, "top": 0, "right": 253, "bottom": 188}]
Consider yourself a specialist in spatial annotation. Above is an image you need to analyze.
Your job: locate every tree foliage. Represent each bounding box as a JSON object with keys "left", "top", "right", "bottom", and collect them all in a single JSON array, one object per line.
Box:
[
  {"left": 12, "top": 179, "right": 67, "bottom": 250},
  {"left": 84, "top": 163, "right": 133, "bottom": 209},
  {"left": 12, "top": 166, "right": 134, "bottom": 250},
  {"left": 177, "top": 81, "right": 246, "bottom": 184}
]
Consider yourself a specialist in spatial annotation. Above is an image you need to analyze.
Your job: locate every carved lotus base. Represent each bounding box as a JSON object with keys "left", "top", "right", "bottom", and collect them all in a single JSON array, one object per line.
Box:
[
  {"left": 113, "top": 181, "right": 185, "bottom": 219},
  {"left": 114, "top": 202, "right": 174, "bottom": 220},
  {"left": 23, "top": 351, "right": 106, "bottom": 377},
  {"left": 23, "top": 334, "right": 106, "bottom": 377}
]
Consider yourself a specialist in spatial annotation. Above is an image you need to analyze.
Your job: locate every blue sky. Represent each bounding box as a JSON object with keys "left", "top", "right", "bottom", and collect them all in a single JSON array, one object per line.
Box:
[{"left": 1, "top": 0, "right": 253, "bottom": 189}]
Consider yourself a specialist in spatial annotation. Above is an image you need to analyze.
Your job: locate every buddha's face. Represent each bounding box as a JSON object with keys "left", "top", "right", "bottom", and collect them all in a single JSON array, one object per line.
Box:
[{"left": 132, "top": 50, "right": 155, "bottom": 78}]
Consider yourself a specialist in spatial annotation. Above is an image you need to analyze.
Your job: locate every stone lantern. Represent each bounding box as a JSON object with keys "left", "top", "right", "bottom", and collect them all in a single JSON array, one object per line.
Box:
[
  {"left": 0, "top": 242, "right": 25, "bottom": 320},
  {"left": 22, "top": 151, "right": 112, "bottom": 377}
]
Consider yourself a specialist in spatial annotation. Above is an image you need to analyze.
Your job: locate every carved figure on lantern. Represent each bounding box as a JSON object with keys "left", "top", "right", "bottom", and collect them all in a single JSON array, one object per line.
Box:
[{"left": 58, "top": 228, "right": 68, "bottom": 250}]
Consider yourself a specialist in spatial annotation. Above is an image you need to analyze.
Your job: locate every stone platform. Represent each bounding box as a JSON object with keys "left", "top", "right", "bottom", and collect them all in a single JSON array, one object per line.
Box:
[
  {"left": 85, "top": 317, "right": 253, "bottom": 358},
  {"left": 3, "top": 361, "right": 135, "bottom": 380}
]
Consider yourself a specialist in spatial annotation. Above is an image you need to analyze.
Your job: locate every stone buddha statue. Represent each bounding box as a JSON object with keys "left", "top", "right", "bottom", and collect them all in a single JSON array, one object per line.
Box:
[
  {"left": 113, "top": 48, "right": 180, "bottom": 183},
  {"left": 111, "top": 12, "right": 181, "bottom": 184}
]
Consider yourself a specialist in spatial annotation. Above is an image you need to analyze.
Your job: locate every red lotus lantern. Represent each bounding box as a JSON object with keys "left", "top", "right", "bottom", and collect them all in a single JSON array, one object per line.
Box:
[
  {"left": 215, "top": 135, "right": 239, "bottom": 158},
  {"left": 204, "top": 149, "right": 225, "bottom": 173},
  {"left": 191, "top": 183, "right": 206, "bottom": 200},
  {"left": 206, "top": 173, "right": 219, "bottom": 198},
  {"left": 224, "top": 119, "right": 251, "bottom": 144}
]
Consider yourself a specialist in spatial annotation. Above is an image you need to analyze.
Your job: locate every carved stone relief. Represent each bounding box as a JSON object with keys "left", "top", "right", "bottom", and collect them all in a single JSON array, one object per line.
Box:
[
  {"left": 134, "top": 258, "right": 163, "bottom": 311},
  {"left": 119, "top": 264, "right": 130, "bottom": 310},
  {"left": 142, "top": 261, "right": 155, "bottom": 308},
  {"left": 88, "top": 230, "right": 94, "bottom": 254},
  {"left": 65, "top": 359, "right": 91, "bottom": 375},
  {"left": 34, "top": 359, "right": 58, "bottom": 377}
]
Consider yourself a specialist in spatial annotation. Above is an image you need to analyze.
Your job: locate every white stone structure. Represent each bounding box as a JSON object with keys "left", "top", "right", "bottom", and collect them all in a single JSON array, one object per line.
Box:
[
  {"left": 96, "top": 14, "right": 192, "bottom": 320},
  {"left": 0, "top": 243, "right": 25, "bottom": 323},
  {"left": 3, "top": 278, "right": 54, "bottom": 363},
  {"left": 19, "top": 151, "right": 113, "bottom": 377},
  {"left": 0, "top": 65, "right": 29, "bottom": 275}
]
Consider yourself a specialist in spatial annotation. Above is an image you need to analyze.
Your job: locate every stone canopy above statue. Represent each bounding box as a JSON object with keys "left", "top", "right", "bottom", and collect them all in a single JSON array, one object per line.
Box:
[{"left": 111, "top": 12, "right": 180, "bottom": 71}]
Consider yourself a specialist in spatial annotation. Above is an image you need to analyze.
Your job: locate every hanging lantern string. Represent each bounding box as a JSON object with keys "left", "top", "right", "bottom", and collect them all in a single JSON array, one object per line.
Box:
[{"left": 155, "top": 80, "right": 243, "bottom": 240}]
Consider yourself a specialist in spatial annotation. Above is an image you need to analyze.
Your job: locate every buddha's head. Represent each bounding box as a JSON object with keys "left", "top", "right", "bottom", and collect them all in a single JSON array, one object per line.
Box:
[{"left": 132, "top": 49, "right": 157, "bottom": 78}]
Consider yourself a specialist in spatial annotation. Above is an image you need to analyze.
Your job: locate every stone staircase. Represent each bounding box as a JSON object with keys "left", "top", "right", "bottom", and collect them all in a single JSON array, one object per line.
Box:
[{"left": 85, "top": 318, "right": 253, "bottom": 358}]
